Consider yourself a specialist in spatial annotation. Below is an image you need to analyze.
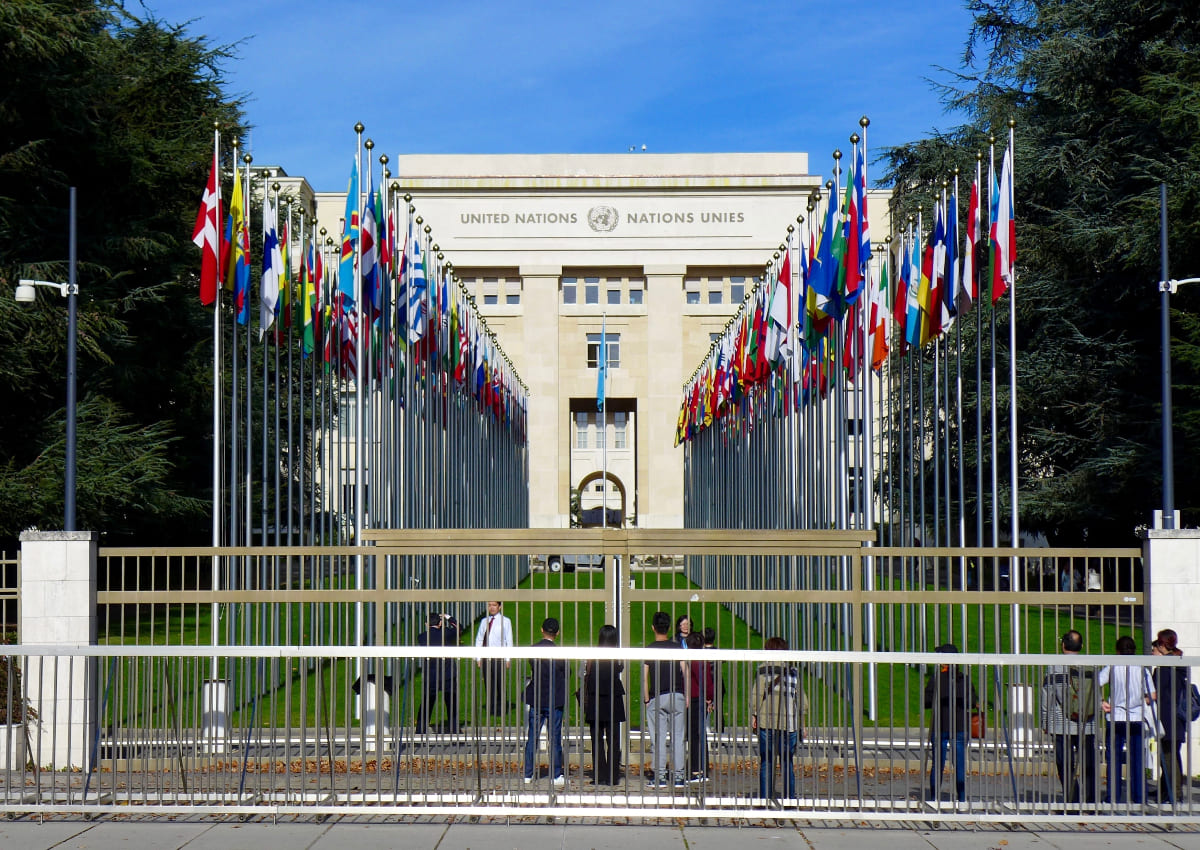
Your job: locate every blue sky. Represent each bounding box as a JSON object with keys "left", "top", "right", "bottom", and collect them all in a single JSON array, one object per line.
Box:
[{"left": 138, "top": 0, "right": 978, "bottom": 191}]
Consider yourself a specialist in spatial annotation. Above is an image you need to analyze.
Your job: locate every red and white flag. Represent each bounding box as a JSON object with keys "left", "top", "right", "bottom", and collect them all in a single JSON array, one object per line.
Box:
[{"left": 192, "top": 151, "right": 221, "bottom": 305}]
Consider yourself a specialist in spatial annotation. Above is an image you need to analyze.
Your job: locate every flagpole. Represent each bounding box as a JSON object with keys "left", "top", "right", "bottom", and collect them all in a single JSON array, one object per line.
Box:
[
  {"left": 1006, "top": 120, "right": 1021, "bottom": 657},
  {"left": 210, "top": 123, "right": 222, "bottom": 666},
  {"left": 353, "top": 123, "right": 365, "bottom": 651},
  {"left": 1006, "top": 120, "right": 1019, "bottom": 553}
]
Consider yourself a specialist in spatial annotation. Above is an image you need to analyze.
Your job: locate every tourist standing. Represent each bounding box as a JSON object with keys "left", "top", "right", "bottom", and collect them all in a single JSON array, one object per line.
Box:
[
  {"left": 1152, "top": 629, "right": 1189, "bottom": 805},
  {"left": 686, "top": 631, "right": 714, "bottom": 782},
  {"left": 643, "top": 610, "right": 689, "bottom": 788},
  {"left": 924, "top": 643, "right": 977, "bottom": 804},
  {"left": 1099, "top": 634, "right": 1155, "bottom": 806},
  {"left": 523, "top": 617, "right": 568, "bottom": 788},
  {"left": 583, "top": 624, "right": 626, "bottom": 785},
  {"left": 415, "top": 612, "right": 461, "bottom": 734},
  {"left": 1040, "top": 629, "right": 1099, "bottom": 806},
  {"left": 750, "top": 636, "right": 805, "bottom": 800},
  {"left": 474, "top": 600, "right": 514, "bottom": 717}
]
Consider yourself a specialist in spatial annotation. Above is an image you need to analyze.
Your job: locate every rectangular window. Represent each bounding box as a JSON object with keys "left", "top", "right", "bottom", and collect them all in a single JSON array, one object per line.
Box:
[
  {"left": 846, "top": 417, "right": 865, "bottom": 436},
  {"left": 708, "top": 289, "right": 722, "bottom": 304},
  {"left": 587, "top": 332, "right": 620, "bottom": 369},
  {"left": 686, "top": 291, "right": 701, "bottom": 304},
  {"left": 562, "top": 277, "right": 577, "bottom": 304},
  {"left": 584, "top": 276, "right": 600, "bottom": 305},
  {"left": 506, "top": 292, "right": 520, "bottom": 305},
  {"left": 730, "top": 280, "right": 745, "bottom": 303},
  {"left": 484, "top": 294, "right": 498, "bottom": 305},
  {"left": 607, "top": 288, "right": 621, "bottom": 305},
  {"left": 614, "top": 412, "right": 627, "bottom": 449},
  {"left": 628, "top": 280, "right": 644, "bottom": 304},
  {"left": 576, "top": 412, "right": 589, "bottom": 449},
  {"left": 685, "top": 277, "right": 701, "bottom": 305}
]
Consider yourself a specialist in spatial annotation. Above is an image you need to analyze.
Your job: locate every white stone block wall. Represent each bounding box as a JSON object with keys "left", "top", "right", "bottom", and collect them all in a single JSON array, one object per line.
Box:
[
  {"left": 17, "top": 531, "right": 97, "bottom": 769},
  {"left": 1144, "top": 529, "right": 1200, "bottom": 778}
]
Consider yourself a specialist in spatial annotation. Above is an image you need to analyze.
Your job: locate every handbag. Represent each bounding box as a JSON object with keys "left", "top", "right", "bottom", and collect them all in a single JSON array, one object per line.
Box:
[{"left": 970, "top": 708, "right": 986, "bottom": 739}]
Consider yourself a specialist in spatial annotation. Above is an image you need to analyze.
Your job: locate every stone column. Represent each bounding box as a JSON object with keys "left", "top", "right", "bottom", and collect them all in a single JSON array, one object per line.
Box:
[
  {"left": 521, "top": 265, "right": 564, "bottom": 527},
  {"left": 1143, "top": 528, "right": 1200, "bottom": 777},
  {"left": 642, "top": 265, "right": 686, "bottom": 528},
  {"left": 17, "top": 530, "right": 97, "bottom": 769}
]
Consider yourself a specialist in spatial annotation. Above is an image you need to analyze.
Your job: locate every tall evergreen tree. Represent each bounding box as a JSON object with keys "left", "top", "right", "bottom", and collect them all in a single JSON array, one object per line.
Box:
[
  {"left": 882, "top": 0, "right": 1200, "bottom": 543},
  {"left": 0, "top": 1, "right": 245, "bottom": 544}
]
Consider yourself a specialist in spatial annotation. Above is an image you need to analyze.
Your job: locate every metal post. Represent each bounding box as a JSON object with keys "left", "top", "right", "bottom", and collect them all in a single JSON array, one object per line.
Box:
[
  {"left": 1160, "top": 182, "right": 1175, "bottom": 529},
  {"left": 66, "top": 186, "right": 78, "bottom": 532}
]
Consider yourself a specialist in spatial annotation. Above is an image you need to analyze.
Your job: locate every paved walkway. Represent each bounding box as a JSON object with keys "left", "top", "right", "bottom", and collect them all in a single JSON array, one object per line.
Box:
[{"left": 1, "top": 816, "right": 1198, "bottom": 849}]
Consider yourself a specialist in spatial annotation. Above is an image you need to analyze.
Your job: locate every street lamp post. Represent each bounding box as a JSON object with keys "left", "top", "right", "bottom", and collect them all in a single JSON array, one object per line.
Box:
[
  {"left": 15, "top": 187, "right": 79, "bottom": 531},
  {"left": 1158, "top": 184, "right": 1200, "bottom": 531}
]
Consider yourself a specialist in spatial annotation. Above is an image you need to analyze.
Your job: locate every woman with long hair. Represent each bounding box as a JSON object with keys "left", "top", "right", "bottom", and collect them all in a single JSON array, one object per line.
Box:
[
  {"left": 1152, "top": 628, "right": 1189, "bottom": 805},
  {"left": 583, "top": 624, "right": 626, "bottom": 785}
]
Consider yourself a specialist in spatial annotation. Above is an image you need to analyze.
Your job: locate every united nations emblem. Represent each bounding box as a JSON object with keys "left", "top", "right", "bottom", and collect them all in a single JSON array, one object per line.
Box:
[{"left": 587, "top": 205, "right": 619, "bottom": 233}]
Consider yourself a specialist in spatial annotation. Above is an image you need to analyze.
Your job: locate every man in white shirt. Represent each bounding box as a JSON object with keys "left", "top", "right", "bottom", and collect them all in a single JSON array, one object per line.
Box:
[{"left": 475, "top": 600, "right": 514, "bottom": 716}]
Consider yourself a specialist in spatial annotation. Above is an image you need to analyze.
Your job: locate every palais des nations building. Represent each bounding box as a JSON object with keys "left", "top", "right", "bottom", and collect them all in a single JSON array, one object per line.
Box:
[{"left": 297, "top": 153, "right": 890, "bottom": 531}]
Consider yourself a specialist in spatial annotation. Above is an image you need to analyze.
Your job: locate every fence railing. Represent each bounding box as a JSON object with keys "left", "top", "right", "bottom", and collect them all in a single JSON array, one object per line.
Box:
[
  {"left": 94, "top": 533, "right": 1145, "bottom": 662},
  {"left": 0, "top": 644, "right": 1194, "bottom": 822},
  {"left": 0, "top": 551, "right": 17, "bottom": 641}
]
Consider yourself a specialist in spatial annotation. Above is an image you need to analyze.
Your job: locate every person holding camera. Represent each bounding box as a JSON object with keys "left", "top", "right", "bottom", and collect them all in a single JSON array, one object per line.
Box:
[{"left": 416, "top": 612, "right": 461, "bottom": 734}]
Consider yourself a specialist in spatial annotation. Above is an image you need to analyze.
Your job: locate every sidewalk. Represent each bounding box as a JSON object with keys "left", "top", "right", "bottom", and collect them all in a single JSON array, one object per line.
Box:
[{"left": 1, "top": 816, "right": 1198, "bottom": 850}]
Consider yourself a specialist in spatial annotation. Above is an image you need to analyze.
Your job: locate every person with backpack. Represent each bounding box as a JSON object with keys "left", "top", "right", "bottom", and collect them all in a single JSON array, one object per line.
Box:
[
  {"left": 1152, "top": 629, "right": 1193, "bottom": 805},
  {"left": 1099, "top": 634, "right": 1156, "bottom": 807},
  {"left": 750, "top": 636, "right": 806, "bottom": 801},
  {"left": 1041, "top": 629, "right": 1099, "bottom": 807},
  {"left": 923, "top": 643, "right": 978, "bottom": 805}
]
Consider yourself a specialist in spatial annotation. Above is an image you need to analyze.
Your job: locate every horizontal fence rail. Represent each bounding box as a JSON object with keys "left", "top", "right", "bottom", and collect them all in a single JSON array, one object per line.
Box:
[{"left": 0, "top": 645, "right": 1195, "bottom": 822}]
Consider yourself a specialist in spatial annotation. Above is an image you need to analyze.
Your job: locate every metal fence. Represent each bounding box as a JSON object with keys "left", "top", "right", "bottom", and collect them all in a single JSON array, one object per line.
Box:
[
  {"left": 1, "top": 531, "right": 1174, "bottom": 820},
  {"left": 0, "top": 644, "right": 1195, "bottom": 822},
  {"left": 0, "top": 551, "right": 17, "bottom": 642}
]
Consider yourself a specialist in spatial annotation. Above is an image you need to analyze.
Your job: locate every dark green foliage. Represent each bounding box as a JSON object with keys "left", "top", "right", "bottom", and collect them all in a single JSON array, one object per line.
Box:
[
  {"left": 0, "top": 1, "right": 245, "bottom": 543},
  {"left": 882, "top": 0, "right": 1200, "bottom": 543}
]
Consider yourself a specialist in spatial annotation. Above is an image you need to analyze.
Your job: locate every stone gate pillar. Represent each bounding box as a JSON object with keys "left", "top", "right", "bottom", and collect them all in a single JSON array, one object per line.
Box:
[
  {"left": 18, "top": 530, "right": 97, "bottom": 769},
  {"left": 1143, "top": 528, "right": 1200, "bottom": 778}
]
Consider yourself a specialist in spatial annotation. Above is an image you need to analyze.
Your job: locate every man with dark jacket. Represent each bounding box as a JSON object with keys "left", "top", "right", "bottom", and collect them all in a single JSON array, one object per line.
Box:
[
  {"left": 416, "top": 612, "right": 461, "bottom": 734},
  {"left": 924, "top": 642, "right": 978, "bottom": 804},
  {"left": 523, "top": 617, "right": 568, "bottom": 788}
]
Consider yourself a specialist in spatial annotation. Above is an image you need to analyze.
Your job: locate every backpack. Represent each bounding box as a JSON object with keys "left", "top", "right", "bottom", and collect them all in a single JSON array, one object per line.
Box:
[
  {"left": 1062, "top": 668, "right": 1096, "bottom": 724},
  {"left": 1178, "top": 682, "right": 1200, "bottom": 724}
]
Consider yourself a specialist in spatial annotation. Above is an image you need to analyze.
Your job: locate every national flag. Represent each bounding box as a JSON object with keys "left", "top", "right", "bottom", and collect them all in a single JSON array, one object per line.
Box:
[
  {"left": 302, "top": 237, "right": 317, "bottom": 356},
  {"left": 406, "top": 220, "right": 427, "bottom": 343},
  {"left": 766, "top": 245, "right": 793, "bottom": 366},
  {"left": 840, "top": 150, "right": 868, "bottom": 307},
  {"left": 892, "top": 236, "right": 910, "bottom": 347},
  {"left": 809, "top": 192, "right": 841, "bottom": 322},
  {"left": 338, "top": 160, "right": 359, "bottom": 302},
  {"left": 917, "top": 218, "right": 937, "bottom": 345},
  {"left": 869, "top": 258, "right": 890, "bottom": 371},
  {"left": 944, "top": 189, "right": 958, "bottom": 322},
  {"left": 905, "top": 228, "right": 922, "bottom": 348},
  {"left": 596, "top": 317, "right": 607, "bottom": 411},
  {"left": 227, "top": 170, "right": 251, "bottom": 325},
  {"left": 991, "top": 144, "right": 1016, "bottom": 303},
  {"left": 853, "top": 146, "right": 871, "bottom": 293},
  {"left": 927, "top": 201, "right": 949, "bottom": 337},
  {"left": 191, "top": 150, "right": 220, "bottom": 305},
  {"left": 276, "top": 217, "right": 291, "bottom": 333},
  {"left": 259, "top": 194, "right": 282, "bottom": 337},
  {"left": 361, "top": 165, "right": 380, "bottom": 319},
  {"left": 959, "top": 169, "right": 980, "bottom": 314}
]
